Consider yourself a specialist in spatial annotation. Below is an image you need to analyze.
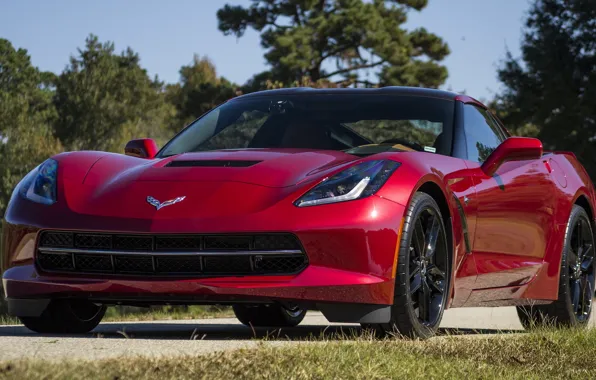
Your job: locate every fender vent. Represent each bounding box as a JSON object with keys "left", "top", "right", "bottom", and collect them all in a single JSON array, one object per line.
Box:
[{"left": 166, "top": 160, "right": 261, "bottom": 168}]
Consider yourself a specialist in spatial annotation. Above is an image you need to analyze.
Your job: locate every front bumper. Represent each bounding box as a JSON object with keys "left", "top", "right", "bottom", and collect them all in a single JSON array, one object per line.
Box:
[{"left": 2, "top": 194, "right": 405, "bottom": 320}]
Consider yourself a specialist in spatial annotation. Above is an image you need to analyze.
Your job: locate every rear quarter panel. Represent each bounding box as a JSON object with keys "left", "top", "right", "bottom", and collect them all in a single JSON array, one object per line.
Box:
[
  {"left": 522, "top": 152, "right": 596, "bottom": 300},
  {"left": 549, "top": 153, "right": 596, "bottom": 225}
]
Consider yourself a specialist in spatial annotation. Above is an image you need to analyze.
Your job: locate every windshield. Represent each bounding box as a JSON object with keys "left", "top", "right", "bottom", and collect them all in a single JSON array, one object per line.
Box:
[{"left": 159, "top": 94, "right": 454, "bottom": 158}]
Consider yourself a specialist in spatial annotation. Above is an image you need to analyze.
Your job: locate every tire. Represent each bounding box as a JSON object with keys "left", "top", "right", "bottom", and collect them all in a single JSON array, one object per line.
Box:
[
  {"left": 368, "top": 192, "right": 450, "bottom": 339},
  {"left": 233, "top": 304, "right": 306, "bottom": 327},
  {"left": 19, "top": 300, "right": 106, "bottom": 334},
  {"left": 517, "top": 205, "right": 595, "bottom": 329}
]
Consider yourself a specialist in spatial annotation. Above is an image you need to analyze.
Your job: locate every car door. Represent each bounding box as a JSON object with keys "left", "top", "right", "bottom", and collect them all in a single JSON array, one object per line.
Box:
[{"left": 462, "top": 104, "right": 557, "bottom": 289}]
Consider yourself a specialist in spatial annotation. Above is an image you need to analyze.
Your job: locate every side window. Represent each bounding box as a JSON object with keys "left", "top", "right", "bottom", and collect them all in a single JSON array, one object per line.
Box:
[{"left": 463, "top": 105, "right": 505, "bottom": 163}]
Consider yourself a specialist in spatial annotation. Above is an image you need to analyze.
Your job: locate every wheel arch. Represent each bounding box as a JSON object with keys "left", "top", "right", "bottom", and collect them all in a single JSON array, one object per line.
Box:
[
  {"left": 573, "top": 192, "right": 596, "bottom": 253},
  {"left": 525, "top": 189, "right": 596, "bottom": 302},
  {"left": 416, "top": 181, "right": 453, "bottom": 241},
  {"left": 574, "top": 193, "right": 594, "bottom": 223},
  {"left": 378, "top": 166, "right": 459, "bottom": 306},
  {"left": 413, "top": 180, "right": 456, "bottom": 305}
]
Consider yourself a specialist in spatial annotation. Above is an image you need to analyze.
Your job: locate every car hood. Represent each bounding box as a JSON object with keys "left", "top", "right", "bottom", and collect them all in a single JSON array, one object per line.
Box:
[
  {"left": 84, "top": 149, "right": 358, "bottom": 187},
  {"left": 55, "top": 149, "right": 360, "bottom": 218}
]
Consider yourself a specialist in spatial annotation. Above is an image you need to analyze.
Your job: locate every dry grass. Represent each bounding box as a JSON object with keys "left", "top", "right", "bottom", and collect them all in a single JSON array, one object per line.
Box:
[{"left": 1, "top": 327, "right": 595, "bottom": 379}]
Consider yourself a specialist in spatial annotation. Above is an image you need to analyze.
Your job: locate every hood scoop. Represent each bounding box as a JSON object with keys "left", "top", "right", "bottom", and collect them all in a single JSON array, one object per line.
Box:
[
  {"left": 85, "top": 150, "right": 358, "bottom": 187},
  {"left": 166, "top": 160, "right": 262, "bottom": 168}
]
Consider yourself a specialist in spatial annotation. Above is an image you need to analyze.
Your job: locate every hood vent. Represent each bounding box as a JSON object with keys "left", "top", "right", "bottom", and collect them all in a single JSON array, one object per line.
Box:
[{"left": 166, "top": 160, "right": 262, "bottom": 168}]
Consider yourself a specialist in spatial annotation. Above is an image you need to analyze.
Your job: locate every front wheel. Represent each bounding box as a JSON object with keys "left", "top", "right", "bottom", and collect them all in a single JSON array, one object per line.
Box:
[
  {"left": 517, "top": 205, "right": 595, "bottom": 328},
  {"left": 368, "top": 192, "right": 450, "bottom": 339},
  {"left": 233, "top": 303, "right": 306, "bottom": 327},
  {"left": 19, "top": 299, "right": 106, "bottom": 334}
]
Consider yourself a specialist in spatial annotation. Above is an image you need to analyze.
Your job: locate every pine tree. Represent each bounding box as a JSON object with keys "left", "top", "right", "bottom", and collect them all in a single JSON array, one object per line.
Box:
[
  {"left": 217, "top": 0, "right": 449, "bottom": 89},
  {"left": 53, "top": 35, "right": 175, "bottom": 152},
  {"left": 496, "top": 0, "right": 596, "bottom": 178}
]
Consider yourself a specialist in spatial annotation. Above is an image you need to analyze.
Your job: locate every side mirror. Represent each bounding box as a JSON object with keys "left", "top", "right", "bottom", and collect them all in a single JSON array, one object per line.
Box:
[
  {"left": 481, "top": 137, "right": 543, "bottom": 176},
  {"left": 124, "top": 139, "right": 158, "bottom": 159}
]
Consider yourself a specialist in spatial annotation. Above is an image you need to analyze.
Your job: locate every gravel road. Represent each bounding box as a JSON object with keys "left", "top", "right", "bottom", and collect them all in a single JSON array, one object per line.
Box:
[{"left": 0, "top": 307, "right": 531, "bottom": 362}]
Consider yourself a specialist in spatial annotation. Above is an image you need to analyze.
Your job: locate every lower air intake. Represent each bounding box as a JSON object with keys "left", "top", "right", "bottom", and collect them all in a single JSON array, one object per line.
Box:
[{"left": 36, "top": 231, "right": 308, "bottom": 277}]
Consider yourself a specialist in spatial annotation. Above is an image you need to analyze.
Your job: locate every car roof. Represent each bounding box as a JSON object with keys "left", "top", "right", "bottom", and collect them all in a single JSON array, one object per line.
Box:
[{"left": 234, "top": 86, "right": 486, "bottom": 108}]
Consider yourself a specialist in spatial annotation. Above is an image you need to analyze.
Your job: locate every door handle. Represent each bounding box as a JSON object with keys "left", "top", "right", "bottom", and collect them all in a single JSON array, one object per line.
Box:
[{"left": 463, "top": 196, "right": 470, "bottom": 205}]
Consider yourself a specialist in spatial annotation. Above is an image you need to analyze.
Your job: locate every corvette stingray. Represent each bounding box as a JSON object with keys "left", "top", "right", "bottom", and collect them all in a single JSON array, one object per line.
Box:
[{"left": 2, "top": 87, "right": 595, "bottom": 338}]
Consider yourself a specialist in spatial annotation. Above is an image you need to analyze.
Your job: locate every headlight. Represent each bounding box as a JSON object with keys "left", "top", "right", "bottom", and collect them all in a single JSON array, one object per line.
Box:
[
  {"left": 19, "top": 159, "right": 58, "bottom": 205},
  {"left": 295, "top": 160, "right": 400, "bottom": 207}
]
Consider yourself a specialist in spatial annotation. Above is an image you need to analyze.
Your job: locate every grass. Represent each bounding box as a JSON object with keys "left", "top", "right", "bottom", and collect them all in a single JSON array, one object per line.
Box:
[
  {"left": 0, "top": 315, "right": 17, "bottom": 325},
  {"left": 102, "top": 305, "right": 233, "bottom": 322},
  {"left": 0, "top": 305, "right": 232, "bottom": 325},
  {"left": 1, "top": 327, "right": 596, "bottom": 379}
]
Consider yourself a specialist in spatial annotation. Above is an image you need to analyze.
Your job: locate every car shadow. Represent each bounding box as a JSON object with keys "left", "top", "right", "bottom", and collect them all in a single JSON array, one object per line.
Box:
[{"left": 0, "top": 321, "right": 523, "bottom": 340}]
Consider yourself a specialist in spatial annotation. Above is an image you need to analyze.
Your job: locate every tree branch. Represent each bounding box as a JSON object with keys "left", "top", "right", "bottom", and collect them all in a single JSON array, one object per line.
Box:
[
  {"left": 354, "top": 79, "right": 377, "bottom": 87},
  {"left": 269, "top": 21, "right": 289, "bottom": 29},
  {"left": 318, "top": 45, "right": 352, "bottom": 65},
  {"left": 322, "top": 60, "right": 387, "bottom": 79},
  {"left": 293, "top": 4, "right": 303, "bottom": 26}
]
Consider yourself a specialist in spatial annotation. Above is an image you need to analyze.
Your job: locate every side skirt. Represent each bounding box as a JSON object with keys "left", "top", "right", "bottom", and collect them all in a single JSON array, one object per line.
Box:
[{"left": 462, "top": 283, "right": 554, "bottom": 308}]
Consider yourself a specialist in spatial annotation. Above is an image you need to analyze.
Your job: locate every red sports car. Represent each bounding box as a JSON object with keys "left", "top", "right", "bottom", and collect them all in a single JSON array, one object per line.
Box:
[{"left": 2, "top": 87, "right": 595, "bottom": 338}]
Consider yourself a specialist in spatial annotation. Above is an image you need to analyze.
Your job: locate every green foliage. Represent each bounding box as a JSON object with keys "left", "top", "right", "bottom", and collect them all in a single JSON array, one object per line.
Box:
[
  {"left": 53, "top": 35, "right": 175, "bottom": 152},
  {"left": 495, "top": 0, "right": 596, "bottom": 177},
  {"left": 103, "top": 305, "right": 232, "bottom": 322},
  {"left": 0, "top": 39, "right": 63, "bottom": 218},
  {"left": 0, "top": 222, "right": 5, "bottom": 316},
  {"left": 218, "top": 0, "right": 449, "bottom": 89},
  {"left": 346, "top": 120, "right": 440, "bottom": 147},
  {"left": 487, "top": 100, "right": 540, "bottom": 138},
  {"left": 264, "top": 75, "right": 342, "bottom": 90},
  {"left": 0, "top": 40, "right": 63, "bottom": 311},
  {"left": 166, "top": 55, "right": 239, "bottom": 132}
]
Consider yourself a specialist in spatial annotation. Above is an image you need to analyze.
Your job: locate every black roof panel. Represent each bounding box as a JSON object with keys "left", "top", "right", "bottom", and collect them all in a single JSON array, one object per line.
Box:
[{"left": 235, "top": 86, "right": 459, "bottom": 101}]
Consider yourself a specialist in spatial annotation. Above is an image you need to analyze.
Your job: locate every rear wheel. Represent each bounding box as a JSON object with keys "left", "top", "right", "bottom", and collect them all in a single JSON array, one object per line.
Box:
[
  {"left": 368, "top": 192, "right": 450, "bottom": 339},
  {"left": 233, "top": 303, "right": 306, "bottom": 327},
  {"left": 517, "top": 205, "right": 595, "bottom": 328},
  {"left": 19, "top": 300, "right": 106, "bottom": 334}
]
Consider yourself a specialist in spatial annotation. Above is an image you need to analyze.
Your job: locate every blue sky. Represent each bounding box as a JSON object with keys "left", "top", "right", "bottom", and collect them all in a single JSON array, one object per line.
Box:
[{"left": 1, "top": 0, "right": 531, "bottom": 101}]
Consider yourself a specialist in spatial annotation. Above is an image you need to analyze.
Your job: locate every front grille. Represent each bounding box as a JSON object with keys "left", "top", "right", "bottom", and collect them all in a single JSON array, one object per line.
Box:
[
  {"left": 254, "top": 235, "right": 300, "bottom": 250},
  {"left": 37, "top": 252, "right": 73, "bottom": 270},
  {"left": 156, "top": 256, "right": 202, "bottom": 273},
  {"left": 115, "top": 256, "right": 154, "bottom": 273},
  {"left": 114, "top": 235, "right": 152, "bottom": 251},
  {"left": 36, "top": 231, "right": 307, "bottom": 277},
  {"left": 204, "top": 236, "right": 251, "bottom": 251},
  {"left": 41, "top": 232, "right": 73, "bottom": 248},
  {"left": 75, "top": 234, "right": 111, "bottom": 249},
  {"left": 155, "top": 236, "right": 202, "bottom": 251},
  {"left": 204, "top": 255, "right": 252, "bottom": 273},
  {"left": 257, "top": 255, "right": 307, "bottom": 273},
  {"left": 75, "top": 254, "right": 112, "bottom": 272}
]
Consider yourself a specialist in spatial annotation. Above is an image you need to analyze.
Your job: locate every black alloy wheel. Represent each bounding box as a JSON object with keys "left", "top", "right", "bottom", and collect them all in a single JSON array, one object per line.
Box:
[
  {"left": 369, "top": 192, "right": 450, "bottom": 339},
  {"left": 568, "top": 214, "right": 595, "bottom": 322},
  {"left": 408, "top": 205, "right": 449, "bottom": 327},
  {"left": 517, "top": 205, "right": 596, "bottom": 328}
]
